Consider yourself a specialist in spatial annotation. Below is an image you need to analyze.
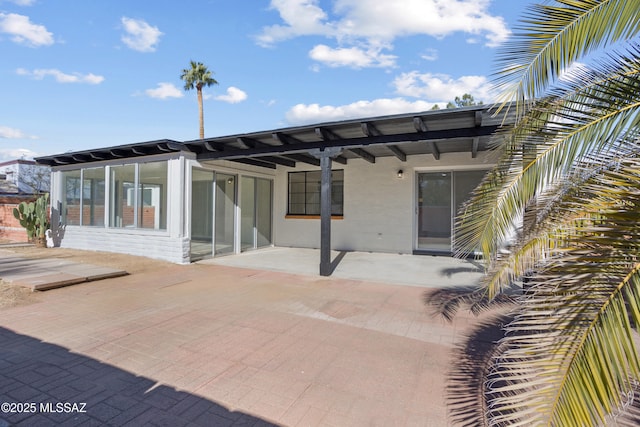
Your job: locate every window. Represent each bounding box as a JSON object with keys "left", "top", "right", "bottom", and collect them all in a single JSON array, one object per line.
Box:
[
  {"left": 110, "top": 161, "right": 167, "bottom": 230},
  {"left": 288, "top": 170, "right": 343, "bottom": 216},
  {"left": 61, "top": 170, "right": 81, "bottom": 225},
  {"left": 110, "top": 164, "right": 136, "bottom": 227},
  {"left": 61, "top": 161, "right": 168, "bottom": 230},
  {"left": 138, "top": 161, "right": 167, "bottom": 229},
  {"left": 82, "top": 167, "right": 105, "bottom": 226}
]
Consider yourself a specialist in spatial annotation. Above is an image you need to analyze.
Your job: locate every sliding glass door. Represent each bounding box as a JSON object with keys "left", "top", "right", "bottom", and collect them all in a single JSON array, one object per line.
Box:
[
  {"left": 240, "top": 176, "right": 272, "bottom": 251},
  {"left": 191, "top": 169, "right": 273, "bottom": 261},
  {"left": 416, "top": 170, "right": 487, "bottom": 253},
  {"left": 190, "top": 169, "right": 214, "bottom": 260},
  {"left": 417, "top": 172, "right": 452, "bottom": 252},
  {"left": 214, "top": 173, "right": 236, "bottom": 256}
]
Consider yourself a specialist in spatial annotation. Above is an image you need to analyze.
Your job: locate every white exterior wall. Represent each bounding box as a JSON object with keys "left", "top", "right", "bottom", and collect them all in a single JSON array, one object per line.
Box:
[
  {"left": 47, "top": 148, "right": 498, "bottom": 263},
  {"left": 50, "top": 155, "right": 190, "bottom": 264},
  {"left": 273, "top": 151, "right": 499, "bottom": 254}
]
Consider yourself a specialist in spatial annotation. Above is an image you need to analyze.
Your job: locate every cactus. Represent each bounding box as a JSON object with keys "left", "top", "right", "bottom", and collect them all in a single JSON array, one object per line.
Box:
[{"left": 13, "top": 193, "right": 51, "bottom": 245}]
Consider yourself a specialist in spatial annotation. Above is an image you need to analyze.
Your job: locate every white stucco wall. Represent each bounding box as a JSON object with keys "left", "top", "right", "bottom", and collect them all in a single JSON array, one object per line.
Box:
[{"left": 273, "top": 151, "right": 499, "bottom": 254}]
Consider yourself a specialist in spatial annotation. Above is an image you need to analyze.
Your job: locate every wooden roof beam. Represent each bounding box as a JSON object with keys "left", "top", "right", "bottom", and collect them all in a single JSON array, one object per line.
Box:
[
  {"left": 413, "top": 117, "right": 428, "bottom": 133},
  {"left": 428, "top": 141, "right": 440, "bottom": 160},
  {"left": 283, "top": 154, "right": 320, "bottom": 166},
  {"left": 131, "top": 147, "right": 148, "bottom": 155},
  {"left": 387, "top": 145, "right": 406, "bottom": 162},
  {"left": 315, "top": 126, "right": 340, "bottom": 141},
  {"left": 71, "top": 154, "right": 89, "bottom": 162},
  {"left": 472, "top": 137, "right": 479, "bottom": 158},
  {"left": 259, "top": 156, "right": 296, "bottom": 168},
  {"left": 475, "top": 111, "right": 483, "bottom": 127},
  {"left": 230, "top": 158, "right": 277, "bottom": 170},
  {"left": 361, "top": 122, "right": 382, "bottom": 137},
  {"left": 272, "top": 132, "right": 302, "bottom": 145},
  {"left": 89, "top": 152, "right": 107, "bottom": 160},
  {"left": 333, "top": 156, "right": 348, "bottom": 165},
  {"left": 350, "top": 148, "right": 375, "bottom": 164}
]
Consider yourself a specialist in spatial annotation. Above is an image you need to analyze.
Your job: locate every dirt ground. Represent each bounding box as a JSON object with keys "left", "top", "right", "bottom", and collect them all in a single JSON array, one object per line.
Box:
[{"left": 0, "top": 245, "right": 174, "bottom": 310}]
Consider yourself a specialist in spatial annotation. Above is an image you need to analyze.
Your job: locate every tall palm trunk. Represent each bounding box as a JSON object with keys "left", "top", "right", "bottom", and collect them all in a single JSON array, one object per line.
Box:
[{"left": 197, "top": 84, "right": 204, "bottom": 139}]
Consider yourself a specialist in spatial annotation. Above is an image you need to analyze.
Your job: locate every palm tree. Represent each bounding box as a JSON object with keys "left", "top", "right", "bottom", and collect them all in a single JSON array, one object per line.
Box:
[
  {"left": 180, "top": 60, "right": 218, "bottom": 139},
  {"left": 453, "top": 0, "right": 640, "bottom": 425}
]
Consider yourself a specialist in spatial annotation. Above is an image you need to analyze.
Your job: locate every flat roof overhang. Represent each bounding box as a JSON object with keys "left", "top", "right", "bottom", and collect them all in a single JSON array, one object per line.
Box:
[
  {"left": 35, "top": 105, "right": 514, "bottom": 169},
  {"left": 35, "top": 139, "right": 184, "bottom": 166},
  {"left": 34, "top": 105, "right": 514, "bottom": 277}
]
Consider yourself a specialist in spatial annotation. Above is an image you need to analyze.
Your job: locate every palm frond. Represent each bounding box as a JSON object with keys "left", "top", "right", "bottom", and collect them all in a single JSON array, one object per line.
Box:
[
  {"left": 485, "top": 158, "right": 640, "bottom": 426},
  {"left": 494, "top": 0, "right": 640, "bottom": 115},
  {"left": 480, "top": 134, "right": 640, "bottom": 298},
  {"left": 456, "top": 56, "right": 640, "bottom": 262}
]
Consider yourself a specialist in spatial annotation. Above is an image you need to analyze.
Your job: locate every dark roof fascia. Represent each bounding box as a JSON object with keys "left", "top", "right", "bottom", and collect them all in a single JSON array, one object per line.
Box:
[{"left": 34, "top": 139, "right": 185, "bottom": 166}]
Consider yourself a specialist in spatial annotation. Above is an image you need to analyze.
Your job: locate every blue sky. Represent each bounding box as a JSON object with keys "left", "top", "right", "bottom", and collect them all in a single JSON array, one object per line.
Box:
[{"left": 0, "top": 0, "right": 532, "bottom": 161}]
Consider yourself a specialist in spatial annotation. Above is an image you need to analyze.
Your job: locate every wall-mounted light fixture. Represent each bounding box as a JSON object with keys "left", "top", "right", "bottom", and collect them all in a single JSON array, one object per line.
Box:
[
  {"left": 227, "top": 177, "right": 234, "bottom": 184},
  {"left": 397, "top": 169, "right": 404, "bottom": 179}
]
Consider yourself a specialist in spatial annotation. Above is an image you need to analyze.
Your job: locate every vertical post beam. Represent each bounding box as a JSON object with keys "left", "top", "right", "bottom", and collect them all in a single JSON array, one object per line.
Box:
[
  {"left": 310, "top": 147, "right": 343, "bottom": 276},
  {"left": 319, "top": 154, "right": 333, "bottom": 276}
]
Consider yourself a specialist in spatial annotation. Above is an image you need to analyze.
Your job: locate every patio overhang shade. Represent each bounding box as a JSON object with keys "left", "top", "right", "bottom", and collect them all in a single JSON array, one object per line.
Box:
[
  {"left": 182, "top": 105, "right": 510, "bottom": 169},
  {"left": 182, "top": 105, "right": 511, "bottom": 275},
  {"left": 34, "top": 105, "right": 513, "bottom": 276}
]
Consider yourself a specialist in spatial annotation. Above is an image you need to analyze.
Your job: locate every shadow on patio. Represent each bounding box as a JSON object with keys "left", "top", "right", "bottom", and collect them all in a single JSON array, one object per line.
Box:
[{"left": 0, "top": 327, "right": 277, "bottom": 426}]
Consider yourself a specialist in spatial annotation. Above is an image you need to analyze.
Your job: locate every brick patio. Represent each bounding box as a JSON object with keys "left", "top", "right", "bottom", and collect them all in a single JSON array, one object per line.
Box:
[{"left": 0, "top": 259, "right": 506, "bottom": 426}]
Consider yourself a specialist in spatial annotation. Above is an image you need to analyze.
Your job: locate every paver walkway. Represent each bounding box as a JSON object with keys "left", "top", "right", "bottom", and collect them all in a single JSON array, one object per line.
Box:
[{"left": 0, "top": 258, "right": 509, "bottom": 426}]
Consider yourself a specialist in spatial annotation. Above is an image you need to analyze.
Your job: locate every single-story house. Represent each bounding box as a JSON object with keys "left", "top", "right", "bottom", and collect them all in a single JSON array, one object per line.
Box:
[{"left": 35, "top": 105, "right": 513, "bottom": 275}]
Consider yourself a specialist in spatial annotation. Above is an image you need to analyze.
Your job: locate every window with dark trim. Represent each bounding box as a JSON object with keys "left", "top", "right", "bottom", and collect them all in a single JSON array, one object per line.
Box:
[{"left": 288, "top": 170, "right": 344, "bottom": 216}]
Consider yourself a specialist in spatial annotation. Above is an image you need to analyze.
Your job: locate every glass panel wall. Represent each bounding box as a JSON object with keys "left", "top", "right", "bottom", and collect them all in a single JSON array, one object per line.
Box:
[
  {"left": 416, "top": 170, "right": 487, "bottom": 253},
  {"left": 240, "top": 177, "right": 273, "bottom": 252},
  {"left": 215, "top": 173, "right": 236, "bottom": 256},
  {"left": 138, "top": 162, "right": 168, "bottom": 230},
  {"left": 190, "top": 168, "right": 214, "bottom": 260},
  {"left": 417, "top": 172, "right": 452, "bottom": 252},
  {"left": 240, "top": 176, "right": 255, "bottom": 251},
  {"left": 255, "top": 178, "right": 272, "bottom": 248},
  {"left": 110, "top": 164, "right": 136, "bottom": 228},
  {"left": 61, "top": 170, "right": 81, "bottom": 225},
  {"left": 82, "top": 167, "right": 105, "bottom": 226},
  {"left": 452, "top": 170, "right": 487, "bottom": 252}
]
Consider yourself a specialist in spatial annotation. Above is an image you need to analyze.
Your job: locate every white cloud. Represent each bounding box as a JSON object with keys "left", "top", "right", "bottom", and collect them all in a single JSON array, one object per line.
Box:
[
  {"left": 7, "top": 0, "right": 36, "bottom": 5},
  {"left": 257, "top": 0, "right": 330, "bottom": 47},
  {"left": 215, "top": 87, "right": 248, "bottom": 104},
  {"left": 16, "top": 68, "right": 105, "bottom": 84},
  {"left": 145, "top": 82, "right": 183, "bottom": 99},
  {"left": 257, "top": 0, "right": 511, "bottom": 64},
  {"left": 421, "top": 48, "right": 438, "bottom": 61},
  {"left": 309, "top": 44, "right": 396, "bottom": 68},
  {"left": 121, "top": 17, "right": 162, "bottom": 52},
  {"left": 285, "top": 98, "right": 436, "bottom": 125},
  {"left": 0, "top": 126, "right": 37, "bottom": 139},
  {"left": 393, "top": 71, "right": 493, "bottom": 102},
  {"left": 0, "top": 12, "right": 53, "bottom": 46},
  {"left": 0, "top": 148, "right": 38, "bottom": 160}
]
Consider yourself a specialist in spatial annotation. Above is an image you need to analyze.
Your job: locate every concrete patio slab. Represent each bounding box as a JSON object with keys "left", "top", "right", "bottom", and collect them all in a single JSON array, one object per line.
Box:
[{"left": 201, "top": 247, "right": 485, "bottom": 288}]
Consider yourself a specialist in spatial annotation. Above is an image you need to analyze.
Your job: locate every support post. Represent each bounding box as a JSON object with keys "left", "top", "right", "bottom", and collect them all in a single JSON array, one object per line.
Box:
[
  {"left": 319, "top": 154, "right": 332, "bottom": 276},
  {"left": 310, "top": 147, "right": 343, "bottom": 276}
]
